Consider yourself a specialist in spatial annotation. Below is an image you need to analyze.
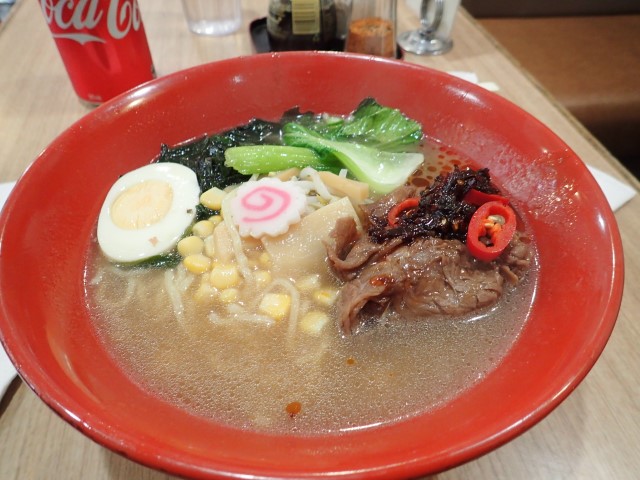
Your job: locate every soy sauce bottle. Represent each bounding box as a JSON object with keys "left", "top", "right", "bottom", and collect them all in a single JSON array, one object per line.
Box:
[{"left": 267, "top": 0, "right": 337, "bottom": 51}]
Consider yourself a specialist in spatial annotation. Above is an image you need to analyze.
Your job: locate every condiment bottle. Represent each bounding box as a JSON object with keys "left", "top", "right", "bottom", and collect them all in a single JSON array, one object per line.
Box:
[
  {"left": 267, "top": 0, "right": 337, "bottom": 51},
  {"left": 345, "top": 0, "right": 397, "bottom": 57}
]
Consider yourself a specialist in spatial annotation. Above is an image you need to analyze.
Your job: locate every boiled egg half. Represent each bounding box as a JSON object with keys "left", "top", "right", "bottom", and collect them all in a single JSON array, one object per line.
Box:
[{"left": 97, "top": 162, "right": 200, "bottom": 264}]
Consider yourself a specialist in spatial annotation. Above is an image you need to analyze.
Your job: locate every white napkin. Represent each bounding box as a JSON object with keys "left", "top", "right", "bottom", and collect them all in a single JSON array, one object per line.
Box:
[
  {"left": 447, "top": 70, "right": 500, "bottom": 92},
  {"left": 0, "top": 345, "right": 15, "bottom": 399},
  {"left": 588, "top": 166, "right": 637, "bottom": 211},
  {"left": 0, "top": 181, "right": 18, "bottom": 399}
]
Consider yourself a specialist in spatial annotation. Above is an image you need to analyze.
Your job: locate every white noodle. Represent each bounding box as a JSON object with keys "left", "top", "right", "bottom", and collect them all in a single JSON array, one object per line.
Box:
[
  {"left": 208, "top": 304, "right": 275, "bottom": 327},
  {"left": 299, "top": 167, "right": 334, "bottom": 202},
  {"left": 220, "top": 190, "right": 253, "bottom": 282},
  {"left": 290, "top": 179, "right": 315, "bottom": 193},
  {"left": 89, "top": 269, "right": 104, "bottom": 286},
  {"left": 164, "top": 269, "right": 185, "bottom": 325},
  {"left": 226, "top": 304, "right": 246, "bottom": 315},
  {"left": 123, "top": 277, "right": 136, "bottom": 304},
  {"left": 91, "top": 263, "right": 145, "bottom": 283},
  {"left": 295, "top": 338, "right": 330, "bottom": 367},
  {"left": 174, "top": 263, "right": 195, "bottom": 293},
  {"left": 306, "top": 196, "right": 324, "bottom": 210},
  {"left": 240, "top": 314, "right": 276, "bottom": 326},
  {"left": 91, "top": 265, "right": 140, "bottom": 310},
  {"left": 264, "top": 278, "right": 300, "bottom": 340}
]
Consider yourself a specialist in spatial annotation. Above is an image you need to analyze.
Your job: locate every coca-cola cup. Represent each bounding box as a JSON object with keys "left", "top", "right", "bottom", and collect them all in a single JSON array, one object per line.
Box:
[{"left": 38, "top": 0, "right": 156, "bottom": 105}]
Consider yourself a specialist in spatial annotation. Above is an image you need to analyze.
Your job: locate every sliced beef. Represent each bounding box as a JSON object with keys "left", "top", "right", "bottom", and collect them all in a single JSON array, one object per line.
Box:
[
  {"left": 336, "top": 237, "right": 505, "bottom": 334},
  {"left": 498, "top": 232, "right": 532, "bottom": 285},
  {"left": 324, "top": 217, "right": 403, "bottom": 281},
  {"left": 324, "top": 187, "right": 424, "bottom": 281},
  {"left": 326, "top": 168, "right": 532, "bottom": 335},
  {"left": 504, "top": 233, "right": 531, "bottom": 268}
]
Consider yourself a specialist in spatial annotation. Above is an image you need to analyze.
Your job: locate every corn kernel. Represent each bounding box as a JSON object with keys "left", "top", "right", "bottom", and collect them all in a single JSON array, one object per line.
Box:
[
  {"left": 296, "top": 274, "right": 321, "bottom": 292},
  {"left": 247, "top": 259, "right": 259, "bottom": 270},
  {"left": 183, "top": 254, "right": 212, "bottom": 274},
  {"left": 209, "top": 214, "right": 223, "bottom": 226},
  {"left": 177, "top": 235, "right": 204, "bottom": 257},
  {"left": 258, "top": 293, "right": 291, "bottom": 321},
  {"left": 258, "top": 251, "right": 271, "bottom": 268},
  {"left": 219, "top": 288, "right": 240, "bottom": 304},
  {"left": 300, "top": 311, "right": 330, "bottom": 335},
  {"left": 200, "top": 187, "right": 226, "bottom": 210},
  {"left": 255, "top": 270, "right": 272, "bottom": 287},
  {"left": 313, "top": 288, "right": 338, "bottom": 307},
  {"left": 210, "top": 264, "right": 240, "bottom": 289},
  {"left": 203, "top": 235, "right": 215, "bottom": 258},
  {"left": 192, "top": 220, "right": 215, "bottom": 238}
]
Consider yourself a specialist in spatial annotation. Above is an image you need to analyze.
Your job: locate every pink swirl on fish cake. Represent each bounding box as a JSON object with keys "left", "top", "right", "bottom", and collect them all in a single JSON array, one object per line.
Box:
[
  {"left": 240, "top": 186, "right": 291, "bottom": 223},
  {"left": 230, "top": 178, "right": 307, "bottom": 238}
]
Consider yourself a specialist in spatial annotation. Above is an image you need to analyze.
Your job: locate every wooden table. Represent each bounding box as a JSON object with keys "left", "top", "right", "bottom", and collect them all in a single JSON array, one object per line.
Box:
[{"left": 1, "top": 1, "right": 638, "bottom": 479}]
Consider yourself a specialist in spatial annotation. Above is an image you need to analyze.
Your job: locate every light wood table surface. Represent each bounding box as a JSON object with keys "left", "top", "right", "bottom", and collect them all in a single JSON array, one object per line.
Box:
[{"left": 1, "top": 1, "right": 639, "bottom": 479}]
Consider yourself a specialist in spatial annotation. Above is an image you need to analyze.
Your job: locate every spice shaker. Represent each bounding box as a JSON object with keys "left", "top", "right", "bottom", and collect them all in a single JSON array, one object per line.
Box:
[
  {"left": 267, "top": 0, "right": 337, "bottom": 51},
  {"left": 345, "top": 0, "right": 397, "bottom": 57}
]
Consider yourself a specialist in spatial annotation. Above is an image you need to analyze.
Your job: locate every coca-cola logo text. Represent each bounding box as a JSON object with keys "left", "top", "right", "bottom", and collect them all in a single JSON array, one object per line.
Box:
[{"left": 40, "top": 0, "right": 143, "bottom": 44}]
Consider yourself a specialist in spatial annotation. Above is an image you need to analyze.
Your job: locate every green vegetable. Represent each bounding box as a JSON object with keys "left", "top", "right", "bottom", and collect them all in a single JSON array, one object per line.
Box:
[
  {"left": 224, "top": 145, "right": 338, "bottom": 174},
  {"left": 328, "top": 97, "right": 423, "bottom": 152},
  {"left": 115, "top": 250, "right": 183, "bottom": 269},
  {"left": 220, "top": 99, "right": 425, "bottom": 193},
  {"left": 282, "top": 123, "right": 424, "bottom": 194},
  {"left": 157, "top": 118, "right": 283, "bottom": 192},
  {"left": 281, "top": 98, "right": 425, "bottom": 193}
]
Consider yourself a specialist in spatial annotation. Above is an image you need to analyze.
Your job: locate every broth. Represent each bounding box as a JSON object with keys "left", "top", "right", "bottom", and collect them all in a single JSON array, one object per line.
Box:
[{"left": 86, "top": 141, "right": 538, "bottom": 435}]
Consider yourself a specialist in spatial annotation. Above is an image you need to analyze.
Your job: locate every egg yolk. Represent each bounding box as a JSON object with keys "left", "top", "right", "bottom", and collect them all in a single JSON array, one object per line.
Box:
[{"left": 110, "top": 180, "right": 173, "bottom": 230}]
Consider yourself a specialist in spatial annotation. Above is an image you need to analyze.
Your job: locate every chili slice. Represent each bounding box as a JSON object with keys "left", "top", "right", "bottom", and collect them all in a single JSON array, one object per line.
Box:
[
  {"left": 388, "top": 197, "right": 420, "bottom": 227},
  {"left": 463, "top": 188, "right": 509, "bottom": 206},
  {"left": 466, "top": 201, "right": 517, "bottom": 262}
]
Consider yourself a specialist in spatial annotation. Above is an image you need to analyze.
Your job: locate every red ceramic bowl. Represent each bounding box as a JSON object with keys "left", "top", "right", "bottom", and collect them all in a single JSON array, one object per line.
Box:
[{"left": 0, "top": 52, "right": 623, "bottom": 478}]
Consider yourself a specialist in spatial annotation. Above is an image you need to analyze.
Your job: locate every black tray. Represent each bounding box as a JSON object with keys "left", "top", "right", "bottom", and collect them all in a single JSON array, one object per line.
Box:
[
  {"left": 249, "top": 18, "right": 274, "bottom": 54},
  {"left": 249, "top": 17, "right": 403, "bottom": 59}
]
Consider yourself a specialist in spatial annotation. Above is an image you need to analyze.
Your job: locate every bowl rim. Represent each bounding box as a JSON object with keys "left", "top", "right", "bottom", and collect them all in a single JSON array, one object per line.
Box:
[{"left": 0, "top": 51, "right": 625, "bottom": 479}]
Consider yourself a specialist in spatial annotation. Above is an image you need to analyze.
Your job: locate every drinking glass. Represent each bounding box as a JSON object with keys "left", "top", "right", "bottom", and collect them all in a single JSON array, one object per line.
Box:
[
  {"left": 397, "top": 0, "right": 460, "bottom": 55},
  {"left": 181, "top": 0, "right": 242, "bottom": 36}
]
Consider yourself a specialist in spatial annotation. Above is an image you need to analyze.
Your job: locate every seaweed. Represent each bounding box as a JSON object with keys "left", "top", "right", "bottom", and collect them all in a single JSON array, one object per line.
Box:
[
  {"left": 157, "top": 118, "right": 283, "bottom": 193},
  {"left": 115, "top": 250, "right": 183, "bottom": 270}
]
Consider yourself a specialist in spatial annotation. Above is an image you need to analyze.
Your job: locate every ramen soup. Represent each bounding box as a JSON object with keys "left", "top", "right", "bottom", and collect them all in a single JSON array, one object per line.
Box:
[{"left": 86, "top": 102, "right": 537, "bottom": 435}]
